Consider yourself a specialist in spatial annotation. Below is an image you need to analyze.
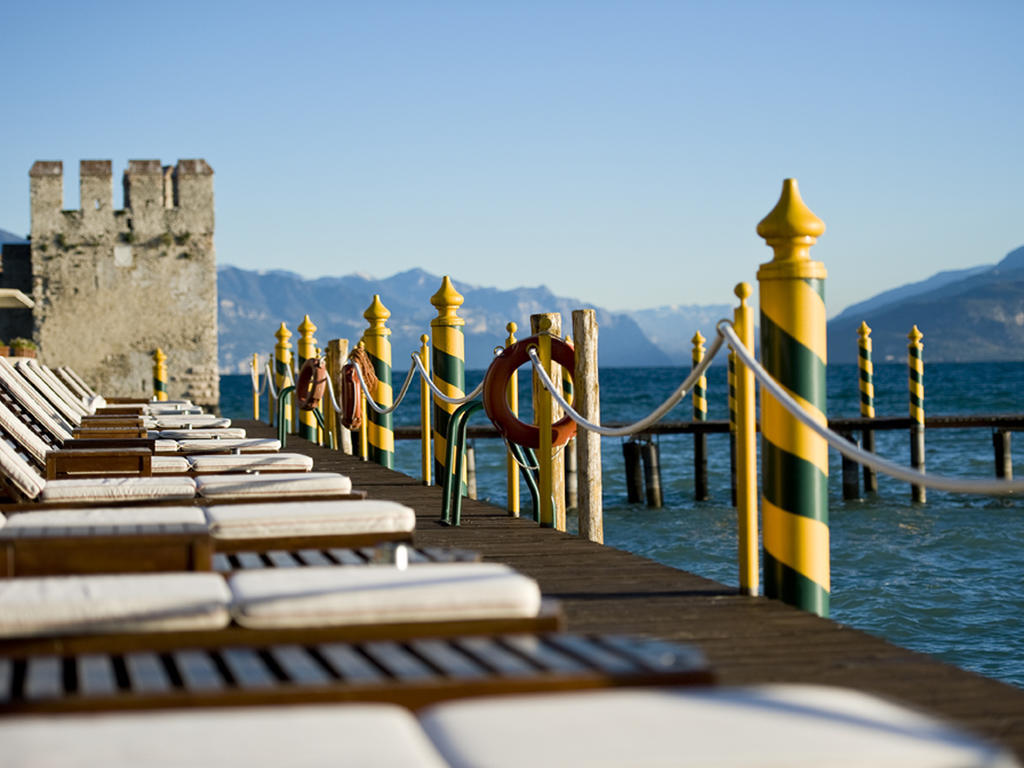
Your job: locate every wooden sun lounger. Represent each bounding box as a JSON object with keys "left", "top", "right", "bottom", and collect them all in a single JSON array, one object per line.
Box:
[{"left": 0, "top": 633, "right": 711, "bottom": 716}]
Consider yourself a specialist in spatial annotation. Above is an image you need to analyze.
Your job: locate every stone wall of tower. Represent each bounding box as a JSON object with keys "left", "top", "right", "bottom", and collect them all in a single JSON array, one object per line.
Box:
[{"left": 28, "top": 159, "right": 219, "bottom": 408}]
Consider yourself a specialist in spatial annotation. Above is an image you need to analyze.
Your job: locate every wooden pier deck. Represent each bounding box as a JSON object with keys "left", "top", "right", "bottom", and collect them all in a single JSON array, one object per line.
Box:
[{"left": 249, "top": 419, "right": 1024, "bottom": 758}]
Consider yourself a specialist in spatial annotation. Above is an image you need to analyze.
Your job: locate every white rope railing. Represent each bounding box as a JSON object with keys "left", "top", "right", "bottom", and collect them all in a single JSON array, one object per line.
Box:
[
  {"left": 351, "top": 359, "right": 419, "bottom": 416},
  {"left": 717, "top": 321, "right": 1024, "bottom": 496},
  {"left": 264, "top": 362, "right": 279, "bottom": 401},
  {"left": 411, "top": 353, "right": 485, "bottom": 405},
  {"left": 526, "top": 331, "right": 726, "bottom": 437},
  {"left": 250, "top": 361, "right": 267, "bottom": 397}
]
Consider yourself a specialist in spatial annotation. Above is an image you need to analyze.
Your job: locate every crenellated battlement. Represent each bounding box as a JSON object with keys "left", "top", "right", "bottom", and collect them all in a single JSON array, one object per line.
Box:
[{"left": 27, "top": 158, "right": 218, "bottom": 407}]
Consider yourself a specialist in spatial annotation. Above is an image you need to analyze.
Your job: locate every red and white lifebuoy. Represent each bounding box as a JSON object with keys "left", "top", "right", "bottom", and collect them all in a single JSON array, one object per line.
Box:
[
  {"left": 295, "top": 358, "right": 328, "bottom": 412},
  {"left": 483, "top": 335, "right": 576, "bottom": 449}
]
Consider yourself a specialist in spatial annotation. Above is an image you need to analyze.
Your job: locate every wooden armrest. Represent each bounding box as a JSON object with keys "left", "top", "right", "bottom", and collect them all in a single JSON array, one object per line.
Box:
[
  {"left": 62, "top": 438, "right": 157, "bottom": 451},
  {"left": 96, "top": 405, "right": 145, "bottom": 415},
  {"left": 80, "top": 416, "right": 144, "bottom": 427},
  {"left": 46, "top": 448, "right": 153, "bottom": 479},
  {"left": 72, "top": 427, "right": 148, "bottom": 439}
]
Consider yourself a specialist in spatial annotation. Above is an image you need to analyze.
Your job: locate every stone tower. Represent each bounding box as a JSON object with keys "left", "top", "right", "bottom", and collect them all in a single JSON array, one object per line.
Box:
[{"left": 29, "top": 159, "right": 219, "bottom": 408}]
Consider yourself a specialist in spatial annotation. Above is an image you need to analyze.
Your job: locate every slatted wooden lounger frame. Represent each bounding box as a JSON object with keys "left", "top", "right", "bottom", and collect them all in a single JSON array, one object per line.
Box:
[{"left": 0, "top": 633, "right": 712, "bottom": 716}]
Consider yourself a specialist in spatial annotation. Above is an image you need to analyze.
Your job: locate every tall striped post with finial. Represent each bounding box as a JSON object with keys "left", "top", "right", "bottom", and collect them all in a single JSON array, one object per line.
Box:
[
  {"left": 362, "top": 295, "right": 394, "bottom": 469},
  {"left": 908, "top": 325, "right": 926, "bottom": 503},
  {"left": 297, "top": 315, "right": 319, "bottom": 442},
  {"left": 692, "top": 331, "right": 709, "bottom": 501},
  {"left": 430, "top": 277, "right": 466, "bottom": 492},
  {"left": 274, "top": 323, "right": 294, "bottom": 432},
  {"left": 756, "top": 178, "right": 830, "bottom": 617},
  {"left": 858, "top": 322, "right": 878, "bottom": 492},
  {"left": 152, "top": 348, "right": 168, "bottom": 402}
]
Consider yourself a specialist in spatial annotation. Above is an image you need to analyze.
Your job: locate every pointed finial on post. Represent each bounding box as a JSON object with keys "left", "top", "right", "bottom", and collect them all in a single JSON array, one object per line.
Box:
[
  {"left": 363, "top": 295, "right": 392, "bottom": 337},
  {"left": 430, "top": 276, "right": 465, "bottom": 328},
  {"left": 757, "top": 178, "right": 826, "bottom": 270}
]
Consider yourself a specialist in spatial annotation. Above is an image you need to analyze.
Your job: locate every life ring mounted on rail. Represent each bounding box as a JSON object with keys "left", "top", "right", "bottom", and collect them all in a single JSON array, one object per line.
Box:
[
  {"left": 339, "top": 361, "right": 363, "bottom": 430},
  {"left": 482, "top": 334, "right": 577, "bottom": 450},
  {"left": 295, "top": 358, "right": 328, "bottom": 412}
]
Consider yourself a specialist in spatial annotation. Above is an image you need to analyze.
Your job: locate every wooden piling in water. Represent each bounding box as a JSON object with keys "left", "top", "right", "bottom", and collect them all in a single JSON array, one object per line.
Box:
[
  {"left": 623, "top": 440, "right": 644, "bottom": 503},
  {"left": 572, "top": 308, "right": 603, "bottom": 543},
  {"left": 841, "top": 430, "right": 861, "bottom": 500},
  {"left": 994, "top": 429, "right": 1013, "bottom": 480},
  {"left": 641, "top": 439, "right": 663, "bottom": 508}
]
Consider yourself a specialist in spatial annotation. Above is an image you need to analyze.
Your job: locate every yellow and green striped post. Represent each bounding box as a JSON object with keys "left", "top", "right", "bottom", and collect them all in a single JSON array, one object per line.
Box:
[
  {"left": 419, "top": 334, "right": 432, "bottom": 485},
  {"left": 362, "top": 295, "right": 394, "bottom": 468},
  {"left": 152, "top": 348, "right": 168, "bottom": 402},
  {"left": 756, "top": 178, "right": 830, "bottom": 617},
  {"left": 692, "top": 331, "right": 709, "bottom": 501},
  {"left": 297, "top": 315, "right": 319, "bottom": 442},
  {"left": 251, "top": 353, "right": 260, "bottom": 420},
  {"left": 908, "top": 325, "right": 926, "bottom": 503},
  {"left": 858, "top": 322, "right": 878, "bottom": 492},
  {"left": 733, "top": 282, "right": 759, "bottom": 596},
  {"left": 505, "top": 322, "right": 520, "bottom": 516},
  {"left": 274, "top": 323, "right": 293, "bottom": 433},
  {"left": 430, "top": 276, "right": 466, "bottom": 491}
]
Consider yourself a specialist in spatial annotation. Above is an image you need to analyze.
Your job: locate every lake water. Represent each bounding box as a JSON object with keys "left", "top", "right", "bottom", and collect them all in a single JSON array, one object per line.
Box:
[{"left": 220, "top": 360, "right": 1024, "bottom": 688}]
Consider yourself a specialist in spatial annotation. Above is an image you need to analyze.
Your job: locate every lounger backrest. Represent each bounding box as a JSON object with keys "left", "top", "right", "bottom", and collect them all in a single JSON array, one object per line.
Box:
[
  {"left": 58, "top": 365, "right": 99, "bottom": 399},
  {"left": 31, "top": 362, "right": 93, "bottom": 416},
  {"left": 14, "top": 360, "right": 85, "bottom": 425},
  {"left": 54, "top": 366, "right": 92, "bottom": 402},
  {"left": 0, "top": 433, "right": 45, "bottom": 500},
  {"left": 0, "top": 398, "right": 50, "bottom": 466},
  {"left": 0, "top": 359, "right": 75, "bottom": 441}
]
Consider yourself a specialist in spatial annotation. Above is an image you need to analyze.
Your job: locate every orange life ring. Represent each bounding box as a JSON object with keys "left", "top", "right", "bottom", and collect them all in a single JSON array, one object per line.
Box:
[
  {"left": 295, "top": 358, "right": 328, "bottom": 412},
  {"left": 339, "top": 361, "right": 362, "bottom": 430},
  {"left": 483, "top": 335, "right": 577, "bottom": 449}
]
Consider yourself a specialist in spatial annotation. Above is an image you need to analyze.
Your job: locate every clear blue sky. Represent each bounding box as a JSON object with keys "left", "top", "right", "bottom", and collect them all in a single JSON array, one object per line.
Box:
[{"left": 2, "top": 1, "right": 1021, "bottom": 316}]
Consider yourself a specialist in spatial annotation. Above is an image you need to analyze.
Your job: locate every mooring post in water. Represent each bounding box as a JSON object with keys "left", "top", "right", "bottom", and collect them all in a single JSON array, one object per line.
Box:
[
  {"left": 419, "top": 334, "right": 432, "bottom": 485},
  {"left": 327, "top": 339, "right": 352, "bottom": 454},
  {"left": 994, "top": 430, "right": 1013, "bottom": 480},
  {"left": 757, "top": 178, "right": 830, "bottom": 618},
  {"left": 431, "top": 277, "right": 467, "bottom": 493},
  {"left": 466, "top": 440, "right": 477, "bottom": 499},
  {"left": 840, "top": 430, "right": 861, "bottom": 500},
  {"left": 728, "top": 350, "right": 737, "bottom": 507},
  {"left": 362, "top": 296, "right": 394, "bottom": 468},
  {"left": 858, "top": 322, "right": 878, "bottom": 493},
  {"left": 733, "top": 282, "right": 760, "bottom": 596},
  {"left": 640, "top": 438, "right": 663, "bottom": 508},
  {"left": 274, "top": 323, "right": 294, "bottom": 434},
  {"left": 504, "top": 322, "right": 519, "bottom": 514},
  {"left": 251, "top": 353, "right": 260, "bottom": 420},
  {"left": 573, "top": 309, "right": 603, "bottom": 542},
  {"left": 297, "top": 315, "right": 320, "bottom": 443},
  {"left": 908, "top": 325, "right": 926, "bottom": 503},
  {"left": 623, "top": 439, "right": 645, "bottom": 503},
  {"left": 532, "top": 312, "right": 566, "bottom": 530},
  {"left": 152, "top": 347, "right": 168, "bottom": 402},
  {"left": 691, "top": 331, "right": 710, "bottom": 501}
]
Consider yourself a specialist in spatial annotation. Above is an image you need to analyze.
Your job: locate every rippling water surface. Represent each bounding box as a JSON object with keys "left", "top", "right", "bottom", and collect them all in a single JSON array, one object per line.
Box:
[{"left": 222, "top": 361, "right": 1024, "bottom": 688}]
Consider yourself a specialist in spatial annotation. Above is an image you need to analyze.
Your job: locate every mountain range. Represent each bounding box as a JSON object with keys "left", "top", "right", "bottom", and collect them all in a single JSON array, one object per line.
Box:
[{"left": 208, "top": 242, "right": 1024, "bottom": 372}]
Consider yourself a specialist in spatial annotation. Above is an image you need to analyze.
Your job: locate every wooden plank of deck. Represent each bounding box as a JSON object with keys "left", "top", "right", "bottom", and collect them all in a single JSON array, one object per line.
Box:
[{"left": 242, "top": 419, "right": 1024, "bottom": 758}]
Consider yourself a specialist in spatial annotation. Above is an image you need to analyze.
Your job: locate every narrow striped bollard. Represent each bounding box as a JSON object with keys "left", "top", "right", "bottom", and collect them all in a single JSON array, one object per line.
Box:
[
  {"left": 297, "top": 315, "right": 319, "bottom": 442},
  {"left": 505, "top": 322, "right": 520, "bottom": 516},
  {"left": 908, "top": 325, "right": 926, "bottom": 503},
  {"left": 431, "top": 277, "right": 466, "bottom": 492},
  {"left": 692, "top": 331, "right": 709, "bottom": 501},
  {"left": 858, "top": 322, "right": 877, "bottom": 493},
  {"left": 728, "top": 350, "right": 738, "bottom": 506},
  {"left": 152, "top": 348, "right": 168, "bottom": 402},
  {"left": 733, "top": 282, "right": 759, "bottom": 596},
  {"left": 757, "top": 178, "right": 830, "bottom": 617},
  {"left": 419, "top": 334, "right": 432, "bottom": 485},
  {"left": 274, "top": 323, "right": 293, "bottom": 433},
  {"left": 363, "top": 295, "right": 394, "bottom": 469}
]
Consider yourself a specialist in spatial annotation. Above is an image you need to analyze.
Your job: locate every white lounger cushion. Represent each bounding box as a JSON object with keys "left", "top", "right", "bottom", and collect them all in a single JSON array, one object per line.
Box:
[
  {"left": 152, "top": 455, "right": 191, "bottom": 474},
  {"left": 188, "top": 453, "right": 313, "bottom": 474},
  {"left": 229, "top": 562, "right": 542, "bottom": 629},
  {"left": 150, "top": 416, "right": 231, "bottom": 429},
  {"left": 39, "top": 476, "right": 197, "bottom": 503},
  {"left": 177, "top": 438, "right": 281, "bottom": 453},
  {"left": 0, "top": 506, "right": 206, "bottom": 536},
  {"left": 204, "top": 500, "right": 415, "bottom": 540},
  {"left": 0, "top": 705, "right": 449, "bottom": 768},
  {"left": 195, "top": 472, "right": 350, "bottom": 499},
  {"left": 419, "top": 685, "right": 1017, "bottom": 768},
  {"left": 158, "top": 428, "right": 247, "bottom": 439},
  {"left": 0, "top": 573, "right": 231, "bottom": 638},
  {"left": 154, "top": 439, "right": 179, "bottom": 453}
]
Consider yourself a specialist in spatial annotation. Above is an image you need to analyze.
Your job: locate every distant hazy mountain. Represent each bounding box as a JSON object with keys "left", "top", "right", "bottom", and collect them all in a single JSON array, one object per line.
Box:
[
  {"left": 217, "top": 266, "right": 673, "bottom": 373},
  {"left": 0, "top": 228, "right": 27, "bottom": 244},
  {"left": 828, "top": 245, "right": 1024, "bottom": 363},
  {"left": 626, "top": 305, "right": 734, "bottom": 366}
]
